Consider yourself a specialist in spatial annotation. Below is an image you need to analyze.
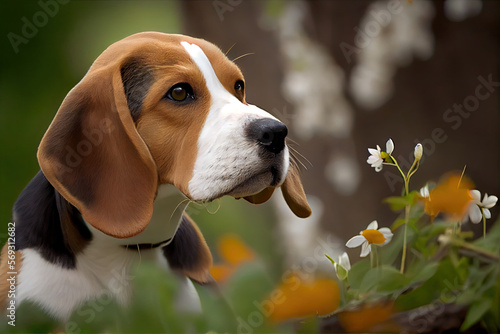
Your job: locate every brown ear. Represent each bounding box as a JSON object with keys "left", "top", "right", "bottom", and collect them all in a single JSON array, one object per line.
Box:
[
  {"left": 162, "top": 214, "right": 213, "bottom": 284},
  {"left": 281, "top": 162, "right": 312, "bottom": 218},
  {"left": 37, "top": 68, "right": 158, "bottom": 238},
  {"left": 244, "top": 162, "right": 312, "bottom": 218}
]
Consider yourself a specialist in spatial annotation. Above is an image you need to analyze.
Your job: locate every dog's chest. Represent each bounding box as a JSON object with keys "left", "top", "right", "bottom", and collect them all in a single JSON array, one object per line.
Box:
[{"left": 16, "top": 184, "right": 188, "bottom": 320}]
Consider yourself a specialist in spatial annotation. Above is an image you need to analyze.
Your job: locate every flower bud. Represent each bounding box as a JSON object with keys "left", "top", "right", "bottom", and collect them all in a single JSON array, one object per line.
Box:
[{"left": 414, "top": 143, "right": 423, "bottom": 161}]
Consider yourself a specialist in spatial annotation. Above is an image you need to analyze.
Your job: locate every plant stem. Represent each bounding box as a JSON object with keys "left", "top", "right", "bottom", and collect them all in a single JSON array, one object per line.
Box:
[
  {"left": 481, "top": 208, "right": 486, "bottom": 239},
  {"left": 391, "top": 155, "right": 418, "bottom": 274},
  {"left": 400, "top": 205, "right": 409, "bottom": 273},
  {"left": 370, "top": 245, "right": 375, "bottom": 268},
  {"left": 372, "top": 244, "right": 379, "bottom": 267},
  {"left": 339, "top": 279, "right": 347, "bottom": 307}
]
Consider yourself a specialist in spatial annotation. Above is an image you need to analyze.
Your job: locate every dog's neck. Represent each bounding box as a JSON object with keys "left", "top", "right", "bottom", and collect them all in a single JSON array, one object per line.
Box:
[{"left": 84, "top": 184, "right": 189, "bottom": 247}]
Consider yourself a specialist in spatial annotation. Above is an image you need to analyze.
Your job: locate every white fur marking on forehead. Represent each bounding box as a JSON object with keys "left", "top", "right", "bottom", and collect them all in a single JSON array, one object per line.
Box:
[
  {"left": 181, "top": 41, "right": 286, "bottom": 201},
  {"left": 180, "top": 41, "right": 233, "bottom": 100}
]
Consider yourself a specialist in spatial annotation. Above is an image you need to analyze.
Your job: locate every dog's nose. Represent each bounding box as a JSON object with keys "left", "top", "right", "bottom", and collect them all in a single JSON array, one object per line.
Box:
[{"left": 246, "top": 118, "right": 288, "bottom": 154}]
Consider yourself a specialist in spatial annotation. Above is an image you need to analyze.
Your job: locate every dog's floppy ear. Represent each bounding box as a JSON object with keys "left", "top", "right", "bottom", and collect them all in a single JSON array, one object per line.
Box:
[
  {"left": 281, "top": 161, "right": 312, "bottom": 218},
  {"left": 37, "top": 64, "right": 158, "bottom": 238},
  {"left": 244, "top": 161, "right": 312, "bottom": 218}
]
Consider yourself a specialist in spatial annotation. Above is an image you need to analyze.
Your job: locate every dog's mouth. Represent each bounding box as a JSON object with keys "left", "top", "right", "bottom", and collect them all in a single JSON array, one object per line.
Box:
[{"left": 227, "top": 166, "right": 281, "bottom": 198}]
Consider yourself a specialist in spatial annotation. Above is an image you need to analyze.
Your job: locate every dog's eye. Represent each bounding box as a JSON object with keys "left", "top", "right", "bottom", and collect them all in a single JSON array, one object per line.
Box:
[
  {"left": 165, "top": 83, "right": 194, "bottom": 102},
  {"left": 234, "top": 80, "right": 244, "bottom": 93}
]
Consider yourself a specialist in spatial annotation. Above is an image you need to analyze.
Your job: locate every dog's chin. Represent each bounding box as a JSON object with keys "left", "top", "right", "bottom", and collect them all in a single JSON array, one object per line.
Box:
[
  {"left": 228, "top": 172, "right": 274, "bottom": 198},
  {"left": 227, "top": 167, "right": 283, "bottom": 198}
]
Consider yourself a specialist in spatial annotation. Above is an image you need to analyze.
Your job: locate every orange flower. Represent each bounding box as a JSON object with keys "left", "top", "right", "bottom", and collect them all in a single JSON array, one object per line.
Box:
[
  {"left": 420, "top": 174, "right": 473, "bottom": 222},
  {"left": 270, "top": 273, "right": 340, "bottom": 323},
  {"left": 217, "top": 233, "right": 255, "bottom": 266},
  {"left": 338, "top": 302, "right": 397, "bottom": 332},
  {"left": 210, "top": 233, "right": 255, "bottom": 282},
  {"left": 210, "top": 264, "right": 234, "bottom": 283}
]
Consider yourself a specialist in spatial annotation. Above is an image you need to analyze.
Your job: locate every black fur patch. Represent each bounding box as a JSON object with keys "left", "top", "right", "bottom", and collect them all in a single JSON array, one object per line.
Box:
[
  {"left": 120, "top": 59, "right": 154, "bottom": 122},
  {"left": 12, "top": 171, "right": 92, "bottom": 269},
  {"left": 162, "top": 215, "right": 201, "bottom": 272}
]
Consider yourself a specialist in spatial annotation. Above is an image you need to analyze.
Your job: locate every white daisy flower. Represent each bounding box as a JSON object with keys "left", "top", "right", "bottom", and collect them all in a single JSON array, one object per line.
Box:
[
  {"left": 367, "top": 139, "right": 395, "bottom": 172},
  {"left": 468, "top": 190, "right": 498, "bottom": 224},
  {"left": 346, "top": 220, "right": 393, "bottom": 257}
]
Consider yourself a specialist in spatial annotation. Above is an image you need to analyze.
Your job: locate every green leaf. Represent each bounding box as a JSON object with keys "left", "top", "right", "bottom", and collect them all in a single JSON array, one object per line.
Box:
[
  {"left": 395, "top": 259, "right": 460, "bottom": 312},
  {"left": 376, "top": 266, "right": 407, "bottom": 293},
  {"left": 493, "top": 273, "right": 500, "bottom": 328},
  {"left": 347, "top": 259, "right": 371, "bottom": 291},
  {"left": 460, "top": 298, "right": 492, "bottom": 331},
  {"left": 384, "top": 191, "right": 420, "bottom": 211},
  {"left": 391, "top": 218, "right": 406, "bottom": 231},
  {"left": 336, "top": 264, "right": 349, "bottom": 281},
  {"left": 407, "top": 262, "right": 439, "bottom": 285},
  {"left": 325, "top": 254, "right": 335, "bottom": 265}
]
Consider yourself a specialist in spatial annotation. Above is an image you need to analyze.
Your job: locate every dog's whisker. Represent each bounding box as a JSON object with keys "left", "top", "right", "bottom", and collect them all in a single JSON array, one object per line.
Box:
[
  {"left": 203, "top": 199, "right": 221, "bottom": 215},
  {"left": 232, "top": 53, "right": 254, "bottom": 62},
  {"left": 170, "top": 198, "right": 192, "bottom": 223},
  {"left": 288, "top": 145, "right": 312, "bottom": 170},
  {"left": 135, "top": 244, "right": 142, "bottom": 264},
  {"left": 225, "top": 42, "right": 237, "bottom": 56}
]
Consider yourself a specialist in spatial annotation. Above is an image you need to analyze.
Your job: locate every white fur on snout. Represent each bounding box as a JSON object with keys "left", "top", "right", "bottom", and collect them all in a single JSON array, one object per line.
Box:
[{"left": 181, "top": 42, "right": 289, "bottom": 200}]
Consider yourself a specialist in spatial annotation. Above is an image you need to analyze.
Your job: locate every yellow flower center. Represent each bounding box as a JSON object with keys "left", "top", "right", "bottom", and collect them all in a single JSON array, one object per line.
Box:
[{"left": 361, "top": 229, "right": 386, "bottom": 245}]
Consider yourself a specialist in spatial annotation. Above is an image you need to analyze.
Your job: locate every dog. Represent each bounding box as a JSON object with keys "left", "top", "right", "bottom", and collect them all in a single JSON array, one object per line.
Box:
[{"left": 0, "top": 32, "right": 311, "bottom": 321}]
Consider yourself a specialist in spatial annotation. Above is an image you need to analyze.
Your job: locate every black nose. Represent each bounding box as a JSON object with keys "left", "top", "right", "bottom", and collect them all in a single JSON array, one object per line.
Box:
[{"left": 246, "top": 118, "right": 288, "bottom": 154}]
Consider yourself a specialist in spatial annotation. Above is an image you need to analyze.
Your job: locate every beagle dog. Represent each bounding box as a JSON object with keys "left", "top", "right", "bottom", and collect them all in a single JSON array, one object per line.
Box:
[{"left": 0, "top": 32, "right": 311, "bottom": 321}]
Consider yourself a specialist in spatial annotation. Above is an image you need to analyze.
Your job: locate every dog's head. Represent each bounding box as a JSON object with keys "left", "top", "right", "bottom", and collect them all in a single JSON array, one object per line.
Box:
[{"left": 38, "top": 32, "right": 311, "bottom": 238}]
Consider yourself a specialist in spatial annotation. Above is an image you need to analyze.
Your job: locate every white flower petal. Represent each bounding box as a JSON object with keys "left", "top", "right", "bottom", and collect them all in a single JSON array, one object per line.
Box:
[
  {"left": 483, "top": 208, "right": 491, "bottom": 219},
  {"left": 378, "top": 227, "right": 394, "bottom": 244},
  {"left": 360, "top": 241, "right": 371, "bottom": 257},
  {"left": 346, "top": 235, "right": 366, "bottom": 248},
  {"left": 368, "top": 148, "right": 380, "bottom": 155},
  {"left": 339, "top": 252, "right": 351, "bottom": 271},
  {"left": 386, "top": 139, "right": 394, "bottom": 154},
  {"left": 366, "top": 220, "right": 378, "bottom": 230},
  {"left": 482, "top": 194, "right": 498, "bottom": 209},
  {"left": 367, "top": 156, "right": 382, "bottom": 165},
  {"left": 470, "top": 190, "right": 481, "bottom": 204},
  {"left": 414, "top": 143, "right": 423, "bottom": 160},
  {"left": 469, "top": 205, "right": 482, "bottom": 224},
  {"left": 375, "top": 165, "right": 383, "bottom": 172},
  {"left": 419, "top": 185, "right": 430, "bottom": 198}
]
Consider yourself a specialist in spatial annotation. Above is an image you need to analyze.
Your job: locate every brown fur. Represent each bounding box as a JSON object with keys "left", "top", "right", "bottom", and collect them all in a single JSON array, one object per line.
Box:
[{"left": 36, "top": 33, "right": 248, "bottom": 239}]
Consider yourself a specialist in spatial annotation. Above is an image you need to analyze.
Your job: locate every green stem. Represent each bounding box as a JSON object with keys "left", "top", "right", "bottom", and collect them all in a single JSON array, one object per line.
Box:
[
  {"left": 400, "top": 205, "right": 409, "bottom": 273},
  {"left": 446, "top": 236, "right": 500, "bottom": 261},
  {"left": 482, "top": 208, "right": 486, "bottom": 239},
  {"left": 339, "top": 279, "right": 347, "bottom": 307},
  {"left": 391, "top": 154, "right": 419, "bottom": 274},
  {"left": 370, "top": 245, "right": 375, "bottom": 268},
  {"left": 372, "top": 244, "right": 379, "bottom": 267}
]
